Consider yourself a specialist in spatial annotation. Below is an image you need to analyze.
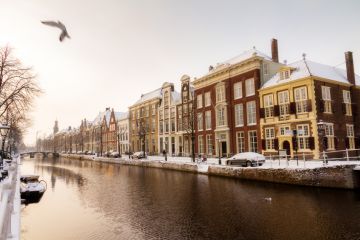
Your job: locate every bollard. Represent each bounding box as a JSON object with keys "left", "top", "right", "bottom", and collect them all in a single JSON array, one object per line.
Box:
[
  {"left": 303, "top": 152, "right": 306, "bottom": 168},
  {"left": 322, "top": 150, "right": 327, "bottom": 165},
  {"left": 346, "top": 148, "right": 349, "bottom": 161}
]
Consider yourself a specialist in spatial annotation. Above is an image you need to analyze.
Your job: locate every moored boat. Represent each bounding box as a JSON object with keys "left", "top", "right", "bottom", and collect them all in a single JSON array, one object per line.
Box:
[{"left": 20, "top": 175, "right": 47, "bottom": 203}]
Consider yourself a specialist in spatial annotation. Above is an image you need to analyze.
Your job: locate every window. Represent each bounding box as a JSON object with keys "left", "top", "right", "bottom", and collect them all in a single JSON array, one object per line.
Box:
[
  {"left": 151, "top": 119, "right": 155, "bottom": 132},
  {"left": 216, "top": 85, "right": 225, "bottom": 102},
  {"left": 297, "top": 124, "right": 310, "bottom": 150},
  {"left": 325, "top": 123, "right": 335, "bottom": 150},
  {"left": 164, "top": 109, "right": 169, "bottom": 119},
  {"left": 170, "top": 108, "right": 175, "bottom": 118},
  {"left": 248, "top": 131, "right": 258, "bottom": 152},
  {"left": 164, "top": 91, "right": 169, "bottom": 107},
  {"left": 206, "top": 135, "right": 213, "bottom": 155},
  {"left": 245, "top": 78, "right": 255, "bottom": 96},
  {"left": 280, "top": 70, "right": 290, "bottom": 80},
  {"left": 234, "top": 82, "right": 242, "bottom": 99},
  {"left": 217, "top": 106, "right": 226, "bottom": 126},
  {"left": 347, "top": 124, "right": 355, "bottom": 149},
  {"left": 159, "top": 121, "right": 163, "bottom": 134},
  {"left": 205, "top": 92, "right": 211, "bottom": 106},
  {"left": 322, "top": 86, "right": 332, "bottom": 113},
  {"left": 197, "top": 94, "right": 203, "bottom": 108},
  {"left": 279, "top": 125, "right": 290, "bottom": 136},
  {"left": 159, "top": 110, "right": 163, "bottom": 120},
  {"left": 182, "top": 90, "right": 188, "bottom": 102},
  {"left": 278, "top": 91, "right": 290, "bottom": 117},
  {"left": 178, "top": 118, "right": 182, "bottom": 131},
  {"left": 165, "top": 121, "right": 169, "bottom": 133},
  {"left": 205, "top": 111, "right": 211, "bottom": 130},
  {"left": 343, "top": 90, "right": 352, "bottom": 116},
  {"left": 236, "top": 131, "right": 245, "bottom": 153},
  {"left": 171, "top": 119, "right": 175, "bottom": 132},
  {"left": 246, "top": 101, "right": 256, "bottom": 125},
  {"left": 264, "top": 94, "right": 274, "bottom": 118},
  {"left": 178, "top": 107, "right": 182, "bottom": 118},
  {"left": 265, "top": 128, "right": 275, "bottom": 150},
  {"left": 183, "top": 104, "right": 188, "bottom": 115},
  {"left": 263, "top": 63, "right": 268, "bottom": 75},
  {"left": 234, "top": 104, "right": 244, "bottom": 127},
  {"left": 152, "top": 105, "right": 156, "bottom": 115},
  {"left": 198, "top": 135, "right": 203, "bottom": 154},
  {"left": 294, "top": 87, "right": 308, "bottom": 113},
  {"left": 197, "top": 113, "right": 203, "bottom": 131}
]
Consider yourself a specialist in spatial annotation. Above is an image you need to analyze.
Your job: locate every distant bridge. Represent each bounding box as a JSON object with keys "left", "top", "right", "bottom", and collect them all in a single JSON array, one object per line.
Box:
[{"left": 20, "top": 152, "right": 60, "bottom": 158}]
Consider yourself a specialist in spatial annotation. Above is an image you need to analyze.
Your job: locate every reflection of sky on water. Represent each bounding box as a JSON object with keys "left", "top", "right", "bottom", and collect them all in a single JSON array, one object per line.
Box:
[{"left": 21, "top": 156, "right": 360, "bottom": 240}]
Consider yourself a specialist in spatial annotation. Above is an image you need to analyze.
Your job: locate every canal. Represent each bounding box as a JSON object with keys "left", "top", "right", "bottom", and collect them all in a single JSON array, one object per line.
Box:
[{"left": 21, "top": 156, "right": 360, "bottom": 240}]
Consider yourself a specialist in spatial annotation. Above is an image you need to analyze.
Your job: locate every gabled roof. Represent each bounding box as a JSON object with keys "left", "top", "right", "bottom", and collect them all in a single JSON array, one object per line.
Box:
[
  {"left": 261, "top": 59, "right": 360, "bottom": 89},
  {"left": 134, "top": 88, "right": 162, "bottom": 105},
  {"left": 194, "top": 48, "right": 273, "bottom": 82}
]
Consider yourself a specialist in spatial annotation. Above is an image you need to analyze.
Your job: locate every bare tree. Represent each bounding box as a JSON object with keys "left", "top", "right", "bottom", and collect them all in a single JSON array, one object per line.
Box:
[
  {"left": 181, "top": 95, "right": 196, "bottom": 162},
  {"left": 0, "top": 46, "right": 42, "bottom": 152}
]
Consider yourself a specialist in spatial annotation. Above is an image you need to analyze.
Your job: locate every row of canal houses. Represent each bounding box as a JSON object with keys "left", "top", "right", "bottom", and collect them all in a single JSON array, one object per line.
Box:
[{"left": 40, "top": 39, "right": 360, "bottom": 159}]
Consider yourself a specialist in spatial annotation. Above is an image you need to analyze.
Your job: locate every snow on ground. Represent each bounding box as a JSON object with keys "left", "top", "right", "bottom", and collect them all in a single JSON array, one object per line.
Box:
[{"left": 125, "top": 155, "right": 360, "bottom": 169}]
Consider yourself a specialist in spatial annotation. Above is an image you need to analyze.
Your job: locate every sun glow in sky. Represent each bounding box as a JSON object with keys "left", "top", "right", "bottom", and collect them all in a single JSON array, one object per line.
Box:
[{"left": 1, "top": 0, "right": 360, "bottom": 145}]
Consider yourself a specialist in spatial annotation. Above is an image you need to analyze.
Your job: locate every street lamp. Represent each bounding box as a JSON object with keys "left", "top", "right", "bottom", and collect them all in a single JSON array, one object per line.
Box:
[
  {"left": 0, "top": 124, "right": 10, "bottom": 166},
  {"left": 317, "top": 120, "right": 327, "bottom": 164},
  {"left": 216, "top": 138, "right": 221, "bottom": 165}
]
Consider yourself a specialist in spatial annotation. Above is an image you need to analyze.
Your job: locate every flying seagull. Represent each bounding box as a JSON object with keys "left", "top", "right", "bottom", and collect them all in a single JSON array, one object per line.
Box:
[{"left": 41, "top": 21, "right": 70, "bottom": 42}]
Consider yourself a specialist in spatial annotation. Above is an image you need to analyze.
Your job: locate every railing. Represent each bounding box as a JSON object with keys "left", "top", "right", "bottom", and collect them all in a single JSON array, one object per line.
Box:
[{"left": 0, "top": 156, "right": 20, "bottom": 240}]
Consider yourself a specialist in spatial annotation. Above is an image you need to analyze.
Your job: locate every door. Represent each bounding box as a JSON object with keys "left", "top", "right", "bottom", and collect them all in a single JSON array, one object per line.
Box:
[
  {"left": 221, "top": 142, "right": 227, "bottom": 157},
  {"left": 282, "top": 141, "right": 291, "bottom": 156}
]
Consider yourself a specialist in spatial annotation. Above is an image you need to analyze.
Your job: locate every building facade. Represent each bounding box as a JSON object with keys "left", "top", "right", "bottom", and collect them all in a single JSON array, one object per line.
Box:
[{"left": 192, "top": 39, "right": 283, "bottom": 158}]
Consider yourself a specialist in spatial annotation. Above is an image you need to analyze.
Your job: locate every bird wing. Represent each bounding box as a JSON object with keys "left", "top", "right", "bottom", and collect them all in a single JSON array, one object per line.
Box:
[
  {"left": 41, "top": 21, "right": 62, "bottom": 28},
  {"left": 59, "top": 31, "right": 66, "bottom": 42}
]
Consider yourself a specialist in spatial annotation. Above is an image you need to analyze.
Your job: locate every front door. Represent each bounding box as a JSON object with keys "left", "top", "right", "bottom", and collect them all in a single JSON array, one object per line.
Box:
[
  {"left": 283, "top": 141, "right": 291, "bottom": 156},
  {"left": 221, "top": 142, "right": 227, "bottom": 157}
]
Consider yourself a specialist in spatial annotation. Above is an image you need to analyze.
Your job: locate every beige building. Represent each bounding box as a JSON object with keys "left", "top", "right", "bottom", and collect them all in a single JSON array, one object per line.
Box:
[{"left": 129, "top": 89, "right": 161, "bottom": 154}]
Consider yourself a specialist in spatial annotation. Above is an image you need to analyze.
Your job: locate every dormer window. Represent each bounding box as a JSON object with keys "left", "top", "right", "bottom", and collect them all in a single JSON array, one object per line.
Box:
[{"left": 280, "top": 70, "right": 290, "bottom": 80}]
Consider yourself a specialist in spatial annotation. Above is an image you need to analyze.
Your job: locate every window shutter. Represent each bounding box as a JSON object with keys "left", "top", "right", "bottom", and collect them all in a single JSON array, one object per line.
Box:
[
  {"left": 319, "top": 100, "right": 324, "bottom": 113},
  {"left": 307, "top": 100, "right": 312, "bottom": 112},
  {"left": 352, "top": 104, "right": 357, "bottom": 116},
  {"left": 342, "top": 103, "right": 347, "bottom": 115},
  {"left": 334, "top": 137, "right": 339, "bottom": 149},
  {"left": 259, "top": 108, "right": 265, "bottom": 118},
  {"left": 274, "top": 138, "right": 279, "bottom": 150},
  {"left": 292, "top": 137, "right": 298, "bottom": 151},
  {"left": 290, "top": 102, "right": 296, "bottom": 114},
  {"left": 261, "top": 139, "right": 266, "bottom": 150},
  {"left": 274, "top": 105, "right": 280, "bottom": 116},
  {"left": 345, "top": 137, "right": 350, "bottom": 149},
  {"left": 322, "top": 137, "right": 328, "bottom": 150},
  {"left": 308, "top": 137, "right": 315, "bottom": 150}
]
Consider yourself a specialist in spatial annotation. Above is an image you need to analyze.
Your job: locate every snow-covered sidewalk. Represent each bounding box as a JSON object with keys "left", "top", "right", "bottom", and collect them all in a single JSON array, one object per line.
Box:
[{"left": 127, "top": 155, "right": 360, "bottom": 169}]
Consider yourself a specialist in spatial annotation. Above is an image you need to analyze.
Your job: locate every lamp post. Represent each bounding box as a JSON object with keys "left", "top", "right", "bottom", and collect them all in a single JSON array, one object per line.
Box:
[
  {"left": 216, "top": 138, "right": 221, "bottom": 165},
  {"left": 0, "top": 124, "right": 10, "bottom": 165},
  {"left": 317, "top": 120, "right": 327, "bottom": 164}
]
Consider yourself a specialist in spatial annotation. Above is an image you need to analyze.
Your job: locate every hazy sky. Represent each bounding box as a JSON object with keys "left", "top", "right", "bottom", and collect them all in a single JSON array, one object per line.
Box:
[{"left": 1, "top": 0, "right": 360, "bottom": 145}]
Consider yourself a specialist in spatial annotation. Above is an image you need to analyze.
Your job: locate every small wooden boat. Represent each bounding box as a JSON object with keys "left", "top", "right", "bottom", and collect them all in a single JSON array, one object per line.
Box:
[{"left": 20, "top": 175, "right": 47, "bottom": 203}]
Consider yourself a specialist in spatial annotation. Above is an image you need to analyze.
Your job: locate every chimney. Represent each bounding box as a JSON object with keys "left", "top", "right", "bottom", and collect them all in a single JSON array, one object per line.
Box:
[
  {"left": 345, "top": 51, "right": 355, "bottom": 85},
  {"left": 106, "top": 107, "right": 110, "bottom": 111},
  {"left": 271, "top": 38, "right": 279, "bottom": 63}
]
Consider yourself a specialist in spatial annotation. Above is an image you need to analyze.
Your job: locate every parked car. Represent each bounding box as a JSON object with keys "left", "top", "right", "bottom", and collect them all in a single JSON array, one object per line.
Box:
[
  {"left": 132, "top": 151, "right": 146, "bottom": 159},
  {"left": 110, "top": 152, "right": 120, "bottom": 158},
  {"left": 226, "top": 152, "right": 265, "bottom": 167}
]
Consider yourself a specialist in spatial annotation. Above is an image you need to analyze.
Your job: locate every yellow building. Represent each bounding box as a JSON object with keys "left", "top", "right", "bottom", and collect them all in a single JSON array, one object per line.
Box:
[{"left": 259, "top": 54, "right": 359, "bottom": 160}]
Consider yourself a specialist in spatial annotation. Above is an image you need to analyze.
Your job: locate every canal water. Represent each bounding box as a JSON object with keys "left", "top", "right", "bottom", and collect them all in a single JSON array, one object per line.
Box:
[{"left": 21, "top": 156, "right": 360, "bottom": 240}]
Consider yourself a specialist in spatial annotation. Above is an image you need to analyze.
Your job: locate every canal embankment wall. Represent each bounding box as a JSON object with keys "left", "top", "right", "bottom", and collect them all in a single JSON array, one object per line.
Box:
[{"left": 59, "top": 154, "right": 360, "bottom": 190}]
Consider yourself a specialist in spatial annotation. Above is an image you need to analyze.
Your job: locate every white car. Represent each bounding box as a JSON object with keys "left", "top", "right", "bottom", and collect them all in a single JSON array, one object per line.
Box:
[
  {"left": 132, "top": 151, "right": 146, "bottom": 159},
  {"left": 226, "top": 152, "right": 265, "bottom": 167}
]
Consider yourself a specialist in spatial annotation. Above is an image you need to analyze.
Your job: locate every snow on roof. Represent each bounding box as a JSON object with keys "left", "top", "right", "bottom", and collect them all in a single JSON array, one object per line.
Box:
[
  {"left": 115, "top": 112, "right": 128, "bottom": 120},
  {"left": 262, "top": 59, "right": 360, "bottom": 89},
  {"left": 197, "top": 48, "right": 272, "bottom": 80},
  {"left": 134, "top": 88, "right": 162, "bottom": 105}
]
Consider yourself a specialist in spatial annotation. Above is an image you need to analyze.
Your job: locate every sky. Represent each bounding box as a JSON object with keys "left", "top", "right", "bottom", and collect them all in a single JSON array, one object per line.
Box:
[{"left": 1, "top": 0, "right": 360, "bottom": 145}]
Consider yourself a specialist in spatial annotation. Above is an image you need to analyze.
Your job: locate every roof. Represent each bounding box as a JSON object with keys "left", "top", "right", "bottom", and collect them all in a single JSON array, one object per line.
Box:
[
  {"left": 115, "top": 112, "right": 128, "bottom": 120},
  {"left": 196, "top": 48, "right": 272, "bottom": 81},
  {"left": 134, "top": 88, "right": 162, "bottom": 105},
  {"left": 262, "top": 59, "right": 360, "bottom": 89}
]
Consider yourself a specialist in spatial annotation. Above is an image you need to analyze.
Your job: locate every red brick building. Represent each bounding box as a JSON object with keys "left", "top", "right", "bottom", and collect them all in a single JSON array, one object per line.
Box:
[{"left": 192, "top": 39, "right": 283, "bottom": 157}]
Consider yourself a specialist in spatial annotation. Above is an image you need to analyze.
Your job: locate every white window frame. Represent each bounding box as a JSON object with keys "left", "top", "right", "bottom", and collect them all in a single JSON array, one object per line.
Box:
[
  {"left": 236, "top": 131, "right": 245, "bottom": 153},
  {"left": 234, "top": 82, "right": 242, "bottom": 99},
  {"left": 217, "top": 106, "right": 226, "bottom": 127},
  {"left": 234, "top": 104, "right": 244, "bottom": 127},
  {"left": 346, "top": 124, "right": 355, "bottom": 149},
  {"left": 265, "top": 128, "right": 275, "bottom": 150},
  {"left": 197, "top": 94, "right": 203, "bottom": 109},
  {"left": 205, "top": 92, "right": 211, "bottom": 107},
  {"left": 264, "top": 94, "right": 274, "bottom": 118},
  {"left": 246, "top": 101, "right": 256, "bottom": 126},
  {"left": 216, "top": 85, "right": 225, "bottom": 103},
  {"left": 245, "top": 78, "right": 255, "bottom": 97},
  {"left": 297, "top": 124, "right": 310, "bottom": 150},
  {"left": 294, "top": 87, "right": 308, "bottom": 114},
  {"left": 325, "top": 123, "right": 335, "bottom": 150},
  {"left": 343, "top": 90, "right": 352, "bottom": 116},
  {"left": 248, "top": 130, "right": 258, "bottom": 153},
  {"left": 198, "top": 135, "right": 203, "bottom": 154},
  {"left": 205, "top": 111, "right": 211, "bottom": 130},
  {"left": 197, "top": 113, "right": 203, "bottom": 131},
  {"left": 206, "top": 135, "right": 213, "bottom": 155}
]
